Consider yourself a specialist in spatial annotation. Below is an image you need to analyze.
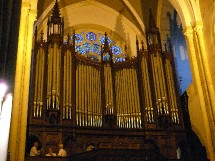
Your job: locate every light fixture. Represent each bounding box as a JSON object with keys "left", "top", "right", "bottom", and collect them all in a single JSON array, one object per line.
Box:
[
  {"left": 0, "top": 81, "right": 13, "bottom": 161},
  {"left": 0, "top": 81, "right": 8, "bottom": 116}
]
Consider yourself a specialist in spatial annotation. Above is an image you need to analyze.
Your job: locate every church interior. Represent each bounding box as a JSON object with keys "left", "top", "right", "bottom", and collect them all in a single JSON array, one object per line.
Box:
[{"left": 0, "top": 0, "right": 215, "bottom": 161}]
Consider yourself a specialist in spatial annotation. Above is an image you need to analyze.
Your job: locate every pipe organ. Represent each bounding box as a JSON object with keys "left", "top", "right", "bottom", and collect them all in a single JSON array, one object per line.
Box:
[
  {"left": 27, "top": 2, "right": 186, "bottom": 160},
  {"left": 32, "top": 36, "right": 181, "bottom": 127}
]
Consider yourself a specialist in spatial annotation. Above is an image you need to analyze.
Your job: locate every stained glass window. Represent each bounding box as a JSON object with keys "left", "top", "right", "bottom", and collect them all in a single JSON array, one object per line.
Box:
[
  {"left": 111, "top": 45, "right": 121, "bottom": 55},
  {"left": 92, "top": 43, "right": 100, "bottom": 53},
  {"left": 99, "top": 36, "right": 111, "bottom": 45},
  {"left": 75, "top": 34, "right": 83, "bottom": 43},
  {"left": 86, "top": 32, "right": 96, "bottom": 41},
  {"left": 71, "top": 31, "right": 126, "bottom": 62},
  {"left": 76, "top": 46, "right": 86, "bottom": 54},
  {"left": 83, "top": 42, "right": 91, "bottom": 53}
]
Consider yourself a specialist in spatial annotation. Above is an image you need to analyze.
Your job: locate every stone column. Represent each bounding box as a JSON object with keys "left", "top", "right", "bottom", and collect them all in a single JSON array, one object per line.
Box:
[
  {"left": 194, "top": 22, "right": 215, "bottom": 120},
  {"left": 184, "top": 26, "right": 215, "bottom": 161},
  {"left": 9, "top": 2, "right": 37, "bottom": 161}
]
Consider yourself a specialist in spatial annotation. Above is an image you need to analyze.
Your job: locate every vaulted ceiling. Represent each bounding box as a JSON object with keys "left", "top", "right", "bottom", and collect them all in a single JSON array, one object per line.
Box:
[{"left": 36, "top": 0, "right": 160, "bottom": 34}]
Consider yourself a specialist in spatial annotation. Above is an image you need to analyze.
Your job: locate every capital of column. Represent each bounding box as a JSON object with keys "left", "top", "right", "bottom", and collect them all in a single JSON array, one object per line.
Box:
[
  {"left": 28, "top": 9, "right": 37, "bottom": 23},
  {"left": 20, "top": 2, "right": 31, "bottom": 21},
  {"left": 183, "top": 26, "right": 194, "bottom": 38},
  {"left": 194, "top": 21, "right": 203, "bottom": 34},
  {"left": 21, "top": 2, "right": 30, "bottom": 11}
]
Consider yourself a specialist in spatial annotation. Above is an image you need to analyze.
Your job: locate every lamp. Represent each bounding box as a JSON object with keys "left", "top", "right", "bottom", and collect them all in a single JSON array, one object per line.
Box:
[
  {"left": 0, "top": 81, "right": 8, "bottom": 116},
  {"left": 0, "top": 81, "right": 13, "bottom": 161}
]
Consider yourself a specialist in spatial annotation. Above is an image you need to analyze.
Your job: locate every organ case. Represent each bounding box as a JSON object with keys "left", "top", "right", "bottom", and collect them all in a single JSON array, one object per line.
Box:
[{"left": 27, "top": 2, "right": 186, "bottom": 159}]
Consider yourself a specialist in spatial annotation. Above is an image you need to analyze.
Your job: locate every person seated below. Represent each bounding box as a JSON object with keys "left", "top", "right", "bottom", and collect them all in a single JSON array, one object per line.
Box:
[
  {"left": 30, "top": 141, "right": 41, "bottom": 156},
  {"left": 45, "top": 146, "right": 56, "bottom": 157},
  {"left": 57, "top": 144, "right": 67, "bottom": 157},
  {"left": 86, "top": 143, "right": 95, "bottom": 151}
]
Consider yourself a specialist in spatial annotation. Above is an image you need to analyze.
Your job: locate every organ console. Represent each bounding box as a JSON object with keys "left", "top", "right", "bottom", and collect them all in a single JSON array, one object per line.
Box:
[{"left": 27, "top": 1, "right": 186, "bottom": 160}]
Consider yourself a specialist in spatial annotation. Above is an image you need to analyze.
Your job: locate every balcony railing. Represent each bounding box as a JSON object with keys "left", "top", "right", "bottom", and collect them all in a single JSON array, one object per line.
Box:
[
  {"left": 25, "top": 149, "right": 206, "bottom": 161},
  {"left": 25, "top": 149, "right": 167, "bottom": 161}
]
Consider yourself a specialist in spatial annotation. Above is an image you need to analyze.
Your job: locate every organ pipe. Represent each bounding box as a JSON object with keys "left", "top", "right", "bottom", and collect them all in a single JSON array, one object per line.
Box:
[
  {"left": 63, "top": 50, "right": 73, "bottom": 119},
  {"left": 165, "top": 59, "right": 179, "bottom": 123},
  {"left": 141, "top": 57, "right": 154, "bottom": 123},
  {"left": 32, "top": 31, "right": 182, "bottom": 129}
]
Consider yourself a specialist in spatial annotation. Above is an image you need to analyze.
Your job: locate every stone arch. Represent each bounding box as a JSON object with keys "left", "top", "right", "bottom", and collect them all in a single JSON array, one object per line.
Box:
[
  {"left": 30, "top": 0, "right": 202, "bottom": 30},
  {"left": 34, "top": 0, "right": 145, "bottom": 33},
  {"left": 167, "top": 0, "right": 204, "bottom": 29},
  {"left": 35, "top": 1, "right": 145, "bottom": 56}
]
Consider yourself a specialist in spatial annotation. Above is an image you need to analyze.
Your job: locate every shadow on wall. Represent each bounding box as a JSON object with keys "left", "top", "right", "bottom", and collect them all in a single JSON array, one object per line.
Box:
[{"left": 180, "top": 92, "right": 208, "bottom": 160}]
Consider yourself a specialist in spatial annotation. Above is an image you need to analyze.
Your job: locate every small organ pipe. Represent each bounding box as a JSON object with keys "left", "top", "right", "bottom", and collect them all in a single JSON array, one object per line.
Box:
[
  {"left": 129, "top": 69, "right": 134, "bottom": 128},
  {"left": 124, "top": 69, "right": 129, "bottom": 128},
  {"left": 76, "top": 64, "right": 79, "bottom": 125},
  {"left": 115, "top": 71, "right": 120, "bottom": 126},
  {"left": 81, "top": 64, "right": 84, "bottom": 126},
  {"left": 34, "top": 54, "right": 39, "bottom": 116},
  {"left": 88, "top": 66, "right": 91, "bottom": 126},
  {"left": 132, "top": 69, "right": 138, "bottom": 128},
  {"left": 66, "top": 52, "right": 69, "bottom": 117},
  {"left": 63, "top": 54, "right": 66, "bottom": 118},
  {"left": 151, "top": 55, "right": 159, "bottom": 100},
  {"left": 65, "top": 53, "right": 68, "bottom": 118},
  {"left": 86, "top": 65, "right": 89, "bottom": 126},
  {"left": 121, "top": 69, "right": 126, "bottom": 128},
  {"left": 91, "top": 67, "right": 95, "bottom": 125},
  {"left": 40, "top": 51, "right": 45, "bottom": 117},
  {"left": 125, "top": 69, "right": 130, "bottom": 128},
  {"left": 83, "top": 65, "right": 87, "bottom": 126},
  {"left": 69, "top": 53, "right": 72, "bottom": 119},
  {"left": 133, "top": 69, "right": 139, "bottom": 128},
  {"left": 53, "top": 44, "right": 56, "bottom": 93},
  {"left": 56, "top": 46, "right": 59, "bottom": 109},
  {"left": 97, "top": 70, "right": 102, "bottom": 126}
]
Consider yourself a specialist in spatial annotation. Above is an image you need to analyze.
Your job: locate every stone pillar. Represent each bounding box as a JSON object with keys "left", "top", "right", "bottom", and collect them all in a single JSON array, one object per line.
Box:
[
  {"left": 9, "top": 2, "right": 37, "bottom": 161},
  {"left": 194, "top": 22, "right": 215, "bottom": 120},
  {"left": 184, "top": 26, "right": 215, "bottom": 161}
]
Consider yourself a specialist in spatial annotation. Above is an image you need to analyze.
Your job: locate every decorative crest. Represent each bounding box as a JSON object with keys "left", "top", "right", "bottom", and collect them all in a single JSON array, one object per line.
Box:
[
  {"left": 103, "top": 32, "right": 110, "bottom": 52},
  {"left": 52, "top": 0, "right": 61, "bottom": 21}
]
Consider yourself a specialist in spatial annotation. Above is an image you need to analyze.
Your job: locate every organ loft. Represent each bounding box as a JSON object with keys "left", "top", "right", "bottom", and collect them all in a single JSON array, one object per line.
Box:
[{"left": 27, "top": 1, "right": 187, "bottom": 160}]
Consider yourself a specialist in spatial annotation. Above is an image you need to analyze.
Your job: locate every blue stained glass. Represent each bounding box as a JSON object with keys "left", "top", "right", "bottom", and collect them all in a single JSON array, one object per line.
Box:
[
  {"left": 115, "top": 57, "right": 125, "bottom": 62},
  {"left": 75, "top": 46, "right": 86, "bottom": 54},
  {"left": 73, "top": 32, "right": 125, "bottom": 62},
  {"left": 75, "top": 34, "right": 83, "bottom": 43},
  {"left": 111, "top": 45, "right": 122, "bottom": 55},
  {"left": 98, "top": 50, "right": 102, "bottom": 56},
  {"left": 83, "top": 42, "right": 91, "bottom": 53},
  {"left": 86, "top": 32, "right": 96, "bottom": 41},
  {"left": 92, "top": 43, "right": 100, "bottom": 53},
  {"left": 99, "top": 36, "right": 111, "bottom": 45},
  {"left": 91, "top": 56, "right": 99, "bottom": 61},
  {"left": 103, "top": 55, "right": 110, "bottom": 61}
]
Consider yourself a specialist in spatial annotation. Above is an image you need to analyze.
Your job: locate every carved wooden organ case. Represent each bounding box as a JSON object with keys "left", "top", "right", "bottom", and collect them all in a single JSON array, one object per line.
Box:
[{"left": 27, "top": 1, "right": 186, "bottom": 159}]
